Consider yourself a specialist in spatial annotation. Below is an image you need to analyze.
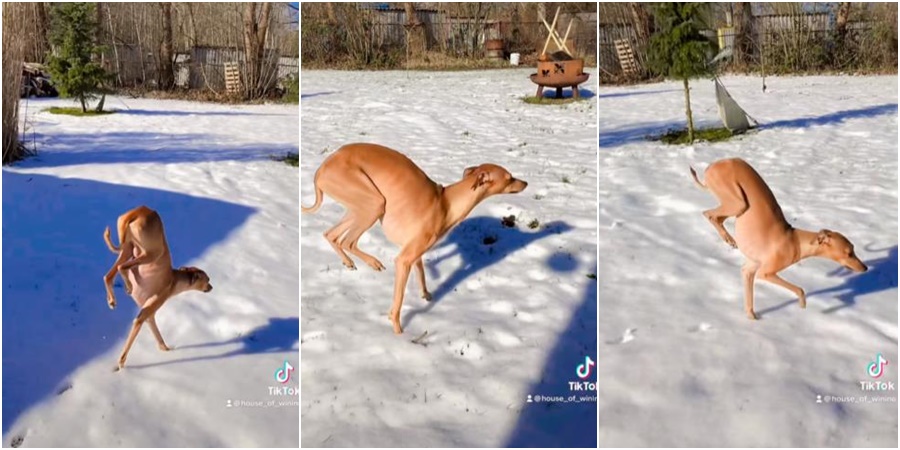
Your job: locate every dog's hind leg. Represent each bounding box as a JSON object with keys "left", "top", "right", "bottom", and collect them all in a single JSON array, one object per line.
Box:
[
  {"left": 324, "top": 213, "right": 358, "bottom": 270},
  {"left": 104, "top": 242, "right": 133, "bottom": 309},
  {"left": 702, "top": 183, "right": 748, "bottom": 248},
  {"left": 340, "top": 205, "right": 386, "bottom": 272},
  {"left": 323, "top": 169, "right": 387, "bottom": 271}
]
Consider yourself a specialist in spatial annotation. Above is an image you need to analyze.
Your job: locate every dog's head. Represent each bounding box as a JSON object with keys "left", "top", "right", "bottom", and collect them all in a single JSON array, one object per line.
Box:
[
  {"left": 813, "top": 229, "right": 868, "bottom": 273},
  {"left": 462, "top": 164, "right": 528, "bottom": 197},
  {"left": 179, "top": 266, "right": 214, "bottom": 292}
]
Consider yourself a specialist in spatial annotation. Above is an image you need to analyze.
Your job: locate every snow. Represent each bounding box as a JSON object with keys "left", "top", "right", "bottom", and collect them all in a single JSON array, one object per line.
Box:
[
  {"left": 599, "top": 75, "right": 898, "bottom": 447},
  {"left": 2, "top": 96, "right": 299, "bottom": 447},
  {"left": 300, "top": 69, "right": 598, "bottom": 447}
]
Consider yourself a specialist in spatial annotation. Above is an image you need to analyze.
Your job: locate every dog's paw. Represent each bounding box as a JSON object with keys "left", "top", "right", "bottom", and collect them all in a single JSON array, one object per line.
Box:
[
  {"left": 343, "top": 260, "right": 357, "bottom": 271},
  {"left": 746, "top": 310, "right": 759, "bottom": 320},
  {"left": 422, "top": 291, "right": 432, "bottom": 301},
  {"left": 367, "top": 259, "right": 386, "bottom": 271},
  {"left": 158, "top": 344, "right": 172, "bottom": 352},
  {"left": 107, "top": 296, "right": 117, "bottom": 310}
]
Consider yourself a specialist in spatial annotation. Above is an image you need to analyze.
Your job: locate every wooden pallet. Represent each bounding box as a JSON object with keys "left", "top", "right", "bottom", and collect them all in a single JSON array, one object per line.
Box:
[
  {"left": 224, "top": 62, "right": 242, "bottom": 95},
  {"left": 614, "top": 39, "right": 639, "bottom": 76}
]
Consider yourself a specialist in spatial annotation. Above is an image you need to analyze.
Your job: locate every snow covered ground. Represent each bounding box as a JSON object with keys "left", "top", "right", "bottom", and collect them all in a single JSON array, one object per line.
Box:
[
  {"left": 300, "top": 69, "right": 598, "bottom": 447},
  {"left": 599, "top": 76, "right": 898, "bottom": 447},
  {"left": 2, "top": 96, "right": 299, "bottom": 447}
]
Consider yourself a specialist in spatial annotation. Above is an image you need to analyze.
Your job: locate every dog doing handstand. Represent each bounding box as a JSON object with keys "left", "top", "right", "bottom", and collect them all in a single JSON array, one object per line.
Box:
[
  {"left": 103, "top": 205, "right": 213, "bottom": 369},
  {"left": 302, "top": 143, "right": 527, "bottom": 334},
  {"left": 691, "top": 158, "right": 867, "bottom": 319}
]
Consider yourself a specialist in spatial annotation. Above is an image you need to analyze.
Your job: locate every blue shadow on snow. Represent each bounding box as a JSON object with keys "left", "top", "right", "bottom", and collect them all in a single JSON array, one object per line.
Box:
[
  {"left": 10, "top": 131, "right": 297, "bottom": 167},
  {"left": 127, "top": 316, "right": 299, "bottom": 369},
  {"left": 504, "top": 258, "right": 598, "bottom": 447},
  {"left": 762, "top": 103, "right": 897, "bottom": 130},
  {"left": 402, "top": 217, "right": 572, "bottom": 329},
  {"left": 1, "top": 171, "right": 255, "bottom": 434}
]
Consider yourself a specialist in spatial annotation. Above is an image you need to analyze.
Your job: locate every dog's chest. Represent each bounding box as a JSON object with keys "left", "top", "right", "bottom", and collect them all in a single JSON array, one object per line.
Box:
[{"left": 127, "top": 265, "right": 170, "bottom": 304}]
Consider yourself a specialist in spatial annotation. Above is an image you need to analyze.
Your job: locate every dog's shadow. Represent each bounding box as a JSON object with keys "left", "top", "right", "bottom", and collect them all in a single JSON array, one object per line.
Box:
[
  {"left": 757, "top": 245, "right": 898, "bottom": 317},
  {"left": 401, "top": 216, "right": 573, "bottom": 328},
  {"left": 127, "top": 316, "right": 299, "bottom": 369}
]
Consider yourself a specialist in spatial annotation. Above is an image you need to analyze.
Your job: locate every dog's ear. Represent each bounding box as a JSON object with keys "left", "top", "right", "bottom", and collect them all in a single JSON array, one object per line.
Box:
[
  {"left": 814, "top": 229, "right": 833, "bottom": 246},
  {"left": 463, "top": 166, "right": 478, "bottom": 178},
  {"left": 470, "top": 169, "right": 492, "bottom": 190}
]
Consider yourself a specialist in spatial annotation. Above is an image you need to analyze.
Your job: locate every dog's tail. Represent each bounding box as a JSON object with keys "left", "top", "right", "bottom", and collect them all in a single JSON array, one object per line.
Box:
[
  {"left": 689, "top": 166, "right": 707, "bottom": 190},
  {"left": 103, "top": 226, "right": 119, "bottom": 253},
  {"left": 105, "top": 207, "right": 142, "bottom": 253},
  {"left": 301, "top": 172, "right": 324, "bottom": 214}
]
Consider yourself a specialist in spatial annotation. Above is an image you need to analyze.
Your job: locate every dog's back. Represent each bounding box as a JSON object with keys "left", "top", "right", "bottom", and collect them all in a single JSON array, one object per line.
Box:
[{"left": 119, "top": 206, "right": 174, "bottom": 303}]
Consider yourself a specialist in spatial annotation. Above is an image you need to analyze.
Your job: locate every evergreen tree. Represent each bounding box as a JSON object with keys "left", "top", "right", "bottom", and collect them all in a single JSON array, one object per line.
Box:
[
  {"left": 647, "top": 3, "right": 715, "bottom": 143},
  {"left": 46, "top": 3, "right": 110, "bottom": 112}
]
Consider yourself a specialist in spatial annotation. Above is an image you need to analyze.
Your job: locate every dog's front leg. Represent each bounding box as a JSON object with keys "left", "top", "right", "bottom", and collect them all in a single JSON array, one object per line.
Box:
[
  {"left": 389, "top": 244, "right": 430, "bottom": 334},
  {"left": 147, "top": 315, "right": 171, "bottom": 351},
  {"left": 117, "top": 294, "right": 163, "bottom": 370},
  {"left": 741, "top": 261, "right": 759, "bottom": 320},
  {"left": 414, "top": 258, "right": 431, "bottom": 301}
]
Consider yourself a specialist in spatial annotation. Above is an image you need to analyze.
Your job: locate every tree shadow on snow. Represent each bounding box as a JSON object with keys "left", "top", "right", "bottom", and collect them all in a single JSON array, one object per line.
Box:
[
  {"left": 756, "top": 245, "right": 898, "bottom": 317},
  {"left": 598, "top": 88, "right": 680, "bottom": 99},
  {"left": 11, "top": 131, "right": 297, "bottom": 167},
  {"left": 126, "top": 316, "right": 299, "bottom": 369},
  {"left": 115, "top": 109, "right": 290, "bottom": 117},
  {"left": 504, "top": 259, "right": 598, "bottom": 448},
  {"left": 401, "top": 217, "right": 573, "bottom": 329},
  {"left": 762, "top": 103, "right": 897, "bottom": 130},
  {"left": 1, "top": 171, "right": 255, "bottom": 434},
  {"left": 300, "top": 91, "right": 338, "bottom": 100}
]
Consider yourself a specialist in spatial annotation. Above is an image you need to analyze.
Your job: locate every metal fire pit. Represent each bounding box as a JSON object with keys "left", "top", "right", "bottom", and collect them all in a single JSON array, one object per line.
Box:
[{"left": 529, "top": 58, "right": 590, "bottom": 99}]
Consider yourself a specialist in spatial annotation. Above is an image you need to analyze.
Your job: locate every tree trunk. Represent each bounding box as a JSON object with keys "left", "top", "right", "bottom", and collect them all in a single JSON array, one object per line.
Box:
[
  {"left": 325, "top": 2, "right": 337, "bottom": 24},
  {"left": 36, "top": 2, "right": 51, "bottom": 60},
  {"left": 158, "top": 2, "right": 175, "bottom": 90},
  {"left": 835, "top": 3, "right": 852, "bottom": 45},
  {"left": 404, "top": 2, "right": 425, "bottom": 59},
  {"left": 733, "top": 2, "right": 752, "bottom": 68},
  {"left": 243, "top": 2, "right": 272, "bottom": 99},
  {"left": 79, "top": 94, "right": 87, "bottom": 113},
  {"left": 683, "top": 78, "right": 694, "bottom": 143}
]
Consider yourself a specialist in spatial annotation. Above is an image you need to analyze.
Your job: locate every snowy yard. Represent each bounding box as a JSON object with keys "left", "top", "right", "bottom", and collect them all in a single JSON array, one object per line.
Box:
[
  {"left": 300, "top": 69, "right": 598, "bottom": 447},
  {"left": 2, "top": 96, "right": 299, "bottom": 447},
  {"left": 599, "top": 76, "right": 898, "bottom": 447}
]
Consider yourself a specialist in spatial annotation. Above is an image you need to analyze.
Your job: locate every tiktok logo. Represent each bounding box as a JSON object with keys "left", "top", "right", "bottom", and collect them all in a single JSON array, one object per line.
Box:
[
  {"left": 576, "top": 356, "right": 595, "bottom": 379},
  {"left": 275, "top": 360, "right": 294, "bottom": 384},
  {"left": 867, "top": 353, "right": 888, "bottom": 379}
]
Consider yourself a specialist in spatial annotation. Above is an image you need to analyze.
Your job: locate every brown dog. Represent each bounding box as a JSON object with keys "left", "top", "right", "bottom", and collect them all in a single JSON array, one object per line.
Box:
[
  {"left": 302, "top": 143, "right": 527, "bottom": 334},
  {"left": 691, "top": 158, "right": 867, "bottom": 319},
  {"left": 103, "top": 205, "right": 213, "bottom": 369}
]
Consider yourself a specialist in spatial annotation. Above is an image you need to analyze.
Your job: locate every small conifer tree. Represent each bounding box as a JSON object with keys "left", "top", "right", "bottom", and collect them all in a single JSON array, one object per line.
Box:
[
  {"left": 47, "top": 3, "right": 110, "bottom": 113},
  {"left": 647, "top": 3, "right": 715, "bottom": 143}
]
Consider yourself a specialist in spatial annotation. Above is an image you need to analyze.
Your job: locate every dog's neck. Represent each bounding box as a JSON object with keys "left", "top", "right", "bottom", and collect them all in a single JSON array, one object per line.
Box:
[
  {"left": 792, "top": 228, "right": 823, "bottom": 263},
  {"left": 438, "top": 179, "right": 487, "bottom": 235}
]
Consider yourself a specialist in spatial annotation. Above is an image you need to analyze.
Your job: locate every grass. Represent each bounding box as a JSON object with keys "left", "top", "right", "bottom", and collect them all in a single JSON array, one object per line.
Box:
[
  {"left": 656, "top": 126, "right": 736, "bottom": 145},
  {"left": 273, "top": 152, "right": 298, "bottom": 167},
  {"left": 521, "top": 95, "right": 585, "bottom": 105},
  {"left": 46, "top": 106, "right": 115, "bottom": 116}
]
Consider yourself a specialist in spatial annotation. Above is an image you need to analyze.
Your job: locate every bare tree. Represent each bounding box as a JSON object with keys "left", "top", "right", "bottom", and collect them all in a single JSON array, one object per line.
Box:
[
  {"left": 157, "top": 2, "right": 175, "bottom": 90},
  {"left": 242, "top": 2, "right": 272, "bottom": 99},
  {"left": 732, "top": 2, "right": 753, "bottom": 68}
]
